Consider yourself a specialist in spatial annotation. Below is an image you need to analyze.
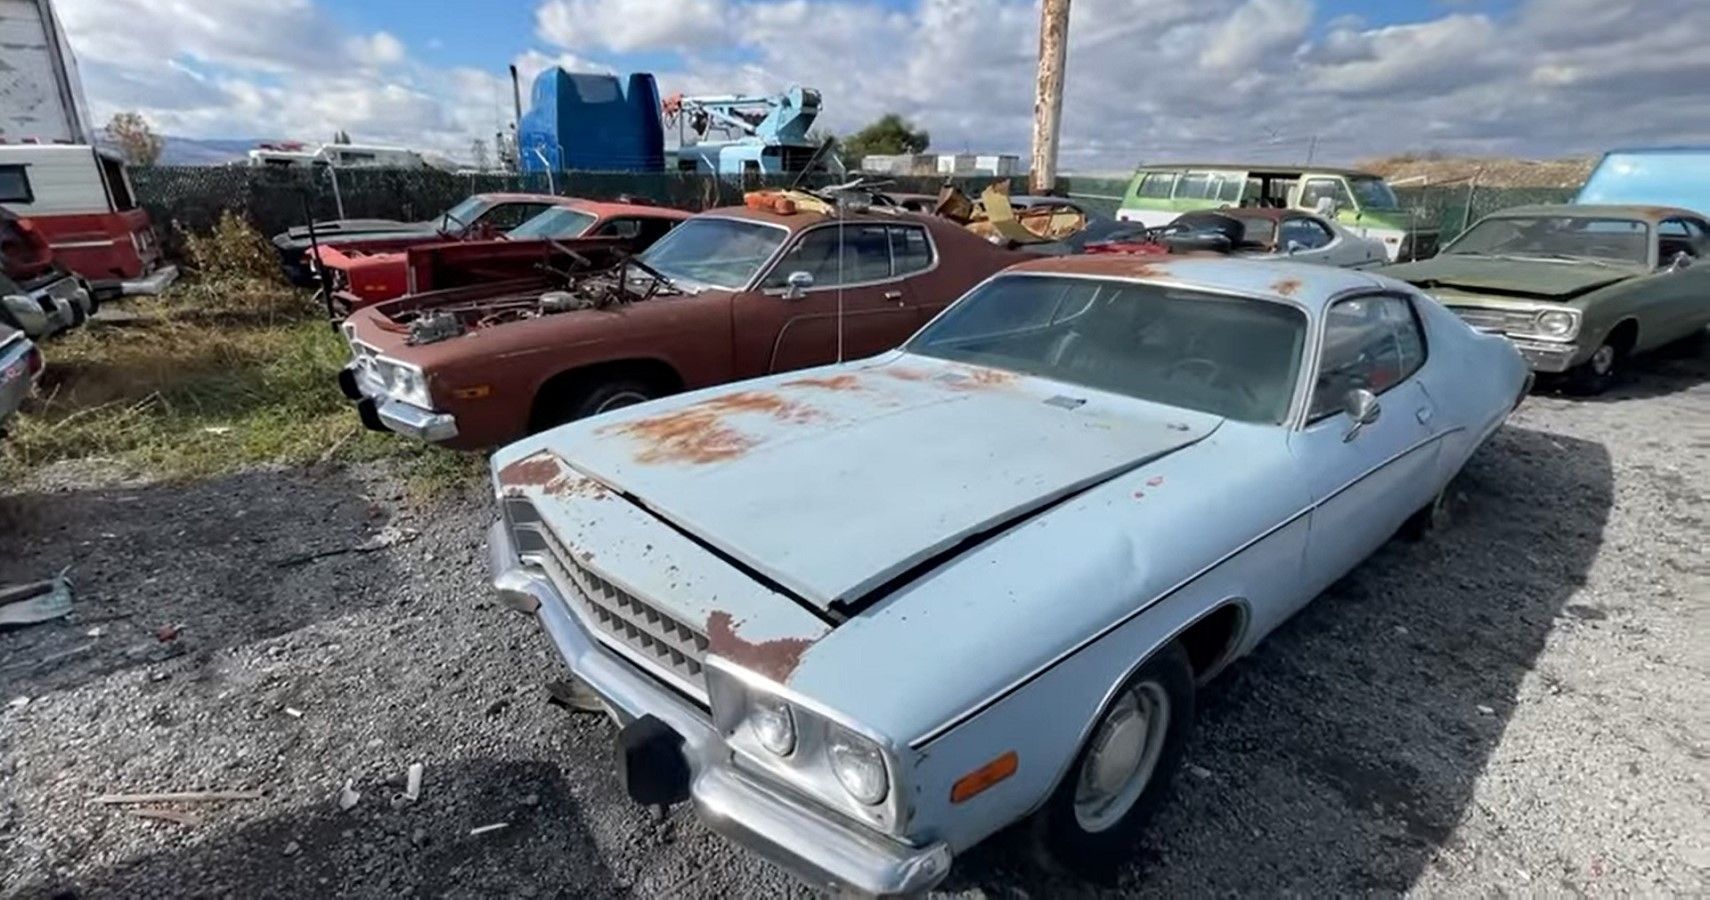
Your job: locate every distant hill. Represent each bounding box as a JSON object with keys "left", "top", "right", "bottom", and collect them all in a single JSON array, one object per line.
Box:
[{"left": 155, "top": 136, "right": 263, "bottom": 166}]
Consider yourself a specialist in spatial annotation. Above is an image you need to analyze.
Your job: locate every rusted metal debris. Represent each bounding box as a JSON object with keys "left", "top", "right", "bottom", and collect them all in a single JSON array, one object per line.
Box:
[{"left": 0, "top": 569, "right": 73, "bottom": 628}]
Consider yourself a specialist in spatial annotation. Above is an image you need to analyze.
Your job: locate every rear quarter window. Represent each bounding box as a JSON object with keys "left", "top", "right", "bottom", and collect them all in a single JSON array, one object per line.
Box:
[{"left": 0, "top": 166, "right": 33, "bottom": 204}]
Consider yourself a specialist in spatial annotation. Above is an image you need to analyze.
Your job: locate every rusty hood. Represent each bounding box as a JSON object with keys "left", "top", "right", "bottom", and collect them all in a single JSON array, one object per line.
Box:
[{"left": 545, "top": 354, "right": 1221, "bottom": 612}]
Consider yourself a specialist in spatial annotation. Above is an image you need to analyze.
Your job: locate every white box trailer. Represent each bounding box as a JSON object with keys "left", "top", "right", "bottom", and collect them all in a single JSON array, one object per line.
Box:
[{"left": 0, "top": 0, "right": 94, "bottom": 143}]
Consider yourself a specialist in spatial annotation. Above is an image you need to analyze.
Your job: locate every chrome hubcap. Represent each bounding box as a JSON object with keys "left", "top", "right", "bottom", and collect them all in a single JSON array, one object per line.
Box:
[
  {"left": 1074, "top": 681, "right": 1170, "bottom": 832},
  {"left": 594, "top": 390, "right": 649, "bottom": 414},
  {"left": 1591, "top": 344, "right": 1616, "bottom": 376}
]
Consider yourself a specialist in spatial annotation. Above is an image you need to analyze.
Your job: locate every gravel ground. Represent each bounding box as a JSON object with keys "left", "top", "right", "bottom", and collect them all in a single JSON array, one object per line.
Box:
[{"left": 2, "top": 343, "right": 1706, "bottom": 898}]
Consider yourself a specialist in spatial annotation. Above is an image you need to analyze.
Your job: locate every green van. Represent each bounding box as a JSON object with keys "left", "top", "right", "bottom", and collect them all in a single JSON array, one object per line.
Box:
[{"left": 1115, "top": 164, "right": 1438, "bottom": 261}]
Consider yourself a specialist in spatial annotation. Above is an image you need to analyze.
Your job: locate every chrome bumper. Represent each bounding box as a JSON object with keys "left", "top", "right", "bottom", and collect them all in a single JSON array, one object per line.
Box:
[
  {"left": 1507, "top": 338, "right": 1578, "bottom": 374},
  {"left": 376, "top": 399, "right": 459, "bottom": 442},
  {"left": 121, "top": 264, "right": 180, "bottom": 296},
  {"left": 342, "top": 364, "right": 459, "bottom": 443},
  {"left": 487, "top": 522, "right": 952, "bottom": 897}
]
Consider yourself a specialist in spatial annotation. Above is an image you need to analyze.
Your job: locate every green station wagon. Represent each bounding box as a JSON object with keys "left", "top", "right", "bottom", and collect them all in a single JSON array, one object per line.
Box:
[
  {"left": 1379, "top": 204, "right": 1710, "bottom": 393},
  {"left": 1116, "top": 164, "right": 1437, "bottom": 262}
]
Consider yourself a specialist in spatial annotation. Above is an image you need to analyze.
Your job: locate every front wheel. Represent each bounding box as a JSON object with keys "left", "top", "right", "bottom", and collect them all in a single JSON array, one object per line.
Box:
[
  {"left": 1029, "top": 641, "right": 1195, "bottom": 879},
  {"left": 1566, "top": 340, "right": 1620, "bottom": 395},
  {"left": 532, "top": 377, "right": 658, "bottom": 433}
]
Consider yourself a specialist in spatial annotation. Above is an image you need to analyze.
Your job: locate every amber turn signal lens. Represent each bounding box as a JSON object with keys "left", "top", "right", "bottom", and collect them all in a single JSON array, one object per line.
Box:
[
  {"left": 452, "top": 385, "right": 492, "bottom": 400},
  {"left": 950, "top": 751, "right": 1018, "bottom": 804}
]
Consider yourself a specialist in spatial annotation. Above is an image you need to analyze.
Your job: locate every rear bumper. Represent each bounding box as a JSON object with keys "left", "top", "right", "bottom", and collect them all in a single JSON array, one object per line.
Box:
[
  {"left": 487, "top": 522, "right": 953, "bottom": 896},
  {"left": 121, "top": 264, "right": 179, "bottom": 296},
  {"left": 2, "top": 276, "right": 90, "bottom": 337}
]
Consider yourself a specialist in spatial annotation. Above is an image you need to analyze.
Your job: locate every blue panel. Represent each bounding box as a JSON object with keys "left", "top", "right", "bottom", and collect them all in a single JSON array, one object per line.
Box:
[
  {"left": 518, "top": 68, "right": 665, "bottom": 173},
  {"left": 1576, "top": 148, "right": 1710, "bottom": 217}
]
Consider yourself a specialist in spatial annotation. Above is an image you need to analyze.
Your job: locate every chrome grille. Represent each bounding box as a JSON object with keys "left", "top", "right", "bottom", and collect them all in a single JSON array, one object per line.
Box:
[
  {"left": 1453, "top": 307, "right": 1535, "bottom": 334},
  {"left": 506, "top": 500, "right": 710, "bottom": 700}
]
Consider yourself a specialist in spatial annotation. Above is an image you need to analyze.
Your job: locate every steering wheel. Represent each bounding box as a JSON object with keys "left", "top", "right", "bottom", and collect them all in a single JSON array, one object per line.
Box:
[{"left": 1165, "top": 357, "right": 1222, "bottom": 384}]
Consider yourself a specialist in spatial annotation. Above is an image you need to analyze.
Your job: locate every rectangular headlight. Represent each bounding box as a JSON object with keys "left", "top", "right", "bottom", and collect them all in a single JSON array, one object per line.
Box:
[
  {"left": 377, "top": 357, "right": 431, "bottom": 407},
  {"left": 705, "top": 658, "right": 905, "bottom": 835}
]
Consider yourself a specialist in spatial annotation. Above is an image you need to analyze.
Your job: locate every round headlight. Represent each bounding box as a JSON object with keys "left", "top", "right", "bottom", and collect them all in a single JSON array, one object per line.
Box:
[
  {"left": 1536, "top": 310, "right": 1576, "bottom": 338},
  {"left": 827, "top": 726, "right": 889, "bottom": 805},
  {"left": 748, "top": 695, "right": 796, "bottom": 756}
]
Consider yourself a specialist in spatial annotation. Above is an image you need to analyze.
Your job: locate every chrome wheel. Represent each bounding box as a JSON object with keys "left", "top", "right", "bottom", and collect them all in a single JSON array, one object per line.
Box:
[
  {"left": 1074, "top": 681, "right": 1171, "bottom": 833},
  {"left": 593, "top": 390, "right": 649, "bottom": 414},
  {"left": 1589, "top": 344, "right": 1616, "bottom": 376}
]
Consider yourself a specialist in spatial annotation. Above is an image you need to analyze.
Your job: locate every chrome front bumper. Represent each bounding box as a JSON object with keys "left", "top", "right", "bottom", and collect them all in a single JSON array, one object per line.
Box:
[
  {"left": 487, "top": 522, "right": 952, "bottom": 897},
  {"left": 121, "top": 264, "right": 180, "bottom": 296},
  {"left": 340, "top": 364, "right": 459, "bottom": 443},
  {"left": 1506, "top": 338, "right": 1578, "bottom": 374}
]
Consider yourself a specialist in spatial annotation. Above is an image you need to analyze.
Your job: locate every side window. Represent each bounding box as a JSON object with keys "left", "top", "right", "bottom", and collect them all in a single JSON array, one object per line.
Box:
[
  {"left": 762, "top": 225, "right": 893, "bottom": 289},
  {"left": 1173, "top": 173, "right": 1213, "bottom": 200},
  {"left": 97, "top": 156, "right": 135, "bottom": 210},
  {"left": 596, "top": 218, "right": 644, "bottom": 239},
  {"left": 1299, "top": 178, "right": 1352, "bottom": 213},
  {"left": 1216, "top": 174, "right": 1244, "bottom": 203},
  {"left": 1659, "top": 217, "right": 1706, "bottom": 260},
  {"left": 637, "top": 216, "right": 679, "bottom": 245},
  {"left": 889, "top": 225, "right": 934, "bottom": 276},
  {"left": 485, "top": 203, "right": 548, "bottom": 230},
  {"left": 1309, "top": 295, "right": 1428, "bottom": 420},
  {"left": 1280, "top": 216, "right": 1334, "bottom": 251},
  {"left": 1137, "top": 173, "right": 1176, "bottom": 199},
  {"left": 0, "top": 165, "right": 32, "bottom": 204}
]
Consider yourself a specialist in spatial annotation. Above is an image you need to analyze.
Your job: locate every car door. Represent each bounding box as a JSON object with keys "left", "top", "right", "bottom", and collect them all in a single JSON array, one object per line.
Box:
[
  {"left": 733, "top": 223, "right": 921, "bottom": 373},
  {"left": 1653, "top": 217, "right": 1710, "bottom": 341},
  {"left": 1290, "top": 293, "right": 1442, "bottom": 603}
]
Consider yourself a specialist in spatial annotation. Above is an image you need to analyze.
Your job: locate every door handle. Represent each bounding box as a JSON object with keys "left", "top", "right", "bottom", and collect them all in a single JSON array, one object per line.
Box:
[
  {"left": 883, "top": 290, "right": 904, "bottom": 302},
  {"left": 1416, "top": 406, "right": 1434, "bottom": 424}
]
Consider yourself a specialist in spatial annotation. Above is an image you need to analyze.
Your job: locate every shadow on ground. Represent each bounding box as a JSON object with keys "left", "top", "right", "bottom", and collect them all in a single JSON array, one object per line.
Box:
[
  {"left": 21, "top": 758, "right": 623, "bottom": 898},
  {"left": 0, "top": 467, "right": 405, "bottom": 699},
  {"left": 948, "top": 422, "right": 1614, "bottom": 894}
]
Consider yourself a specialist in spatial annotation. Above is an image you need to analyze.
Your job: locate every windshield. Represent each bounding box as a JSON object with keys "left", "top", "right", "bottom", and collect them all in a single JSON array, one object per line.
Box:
[
  {"left": 908, "top": 275, "right": 1306, "bottom": 424},
  {"left": 1445, "top": 216, "right": 1650, "bottom": 265},
  {"left": 635, "top": 217, "right": 787, "bottom": 290},
  {"left": 437, "top": 196, "right": 489, "bottom": 235},
  {"left": 1347, "top": 176, "right": 1399, "bottom": 210},
  {"left": 507, "top": 207, "right": 597, "bottom": 240}
]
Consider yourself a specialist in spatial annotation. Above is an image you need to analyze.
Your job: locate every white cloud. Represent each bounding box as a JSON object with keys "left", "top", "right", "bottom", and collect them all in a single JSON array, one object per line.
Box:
[
  {"left": 51, "top": 0, "right": 1710, "bottom": 169},
  {"left": 535, "top": 0, "right": 728, "bottom": 53}
]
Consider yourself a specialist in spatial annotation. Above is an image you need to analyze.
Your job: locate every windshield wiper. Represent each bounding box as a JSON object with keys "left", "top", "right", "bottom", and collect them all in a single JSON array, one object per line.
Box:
[
  {"left": 625, "top": 255, "right": 688, "bottom": 294},
  {"left": 1516, "top": 253, "right": 1624, "bottom": 267}
]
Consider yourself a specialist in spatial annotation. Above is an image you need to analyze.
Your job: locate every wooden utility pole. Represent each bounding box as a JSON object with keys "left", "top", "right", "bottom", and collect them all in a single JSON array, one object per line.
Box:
[{"left": 1030, "top": 0, "right": 1071, "bottom": 194}]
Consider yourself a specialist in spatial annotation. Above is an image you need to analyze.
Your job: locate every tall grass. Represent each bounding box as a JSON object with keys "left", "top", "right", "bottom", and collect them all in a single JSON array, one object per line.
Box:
[{"left": 1, "top": 213, "right": 483, "bottom": 493}]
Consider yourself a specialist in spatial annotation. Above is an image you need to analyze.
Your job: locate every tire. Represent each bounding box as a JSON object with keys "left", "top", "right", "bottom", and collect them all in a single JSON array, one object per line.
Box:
[
  {"left": 533, "top": 376, "right": 657, "bottom": 432},
  {"left": 1029, "top": 640, "right": 1196, "bottom": 880},
  {"left": 1566, "top": 338, "right": 1621, "bottom": 395}
]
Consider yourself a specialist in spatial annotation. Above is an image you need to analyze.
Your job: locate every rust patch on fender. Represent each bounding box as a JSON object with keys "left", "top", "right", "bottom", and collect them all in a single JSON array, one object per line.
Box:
[
  {"left": 545, "top": 476, "right": 613, "bottom": 500},
  {"left": 1129, "top": 262, "right": 1167, "bottom": 279},
  {"left": 1271, "top": 277, "right": 1303, "bottom": 298},
  {"left": 882, "top": 367, "right": 932, "bottom": 382},
  {"left": 783, "top": 373, "right": 865, "bottom": 391},
  {"left": 937, "top": 365, "right": 1017, "bottom": 391},
  {"left": 497, "top": 452, "right": 563, "bottom": 487},
  {"left": 601, "top": 391, "right": 821, "bottom": 465},
  {"left": 705, "top": 611, "right": 813, "bottom": 683}
]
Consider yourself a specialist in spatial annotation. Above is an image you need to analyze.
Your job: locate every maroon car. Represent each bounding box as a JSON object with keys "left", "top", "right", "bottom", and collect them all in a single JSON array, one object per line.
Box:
[{"left": 338, "top": 204, "right": 1031, "bottom": 450}]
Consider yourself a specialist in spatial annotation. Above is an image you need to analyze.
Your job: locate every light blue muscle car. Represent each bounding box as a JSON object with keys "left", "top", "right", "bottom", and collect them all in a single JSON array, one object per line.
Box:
[{"left": 487, "top": 254, "right": 1531, "bottom": 895}]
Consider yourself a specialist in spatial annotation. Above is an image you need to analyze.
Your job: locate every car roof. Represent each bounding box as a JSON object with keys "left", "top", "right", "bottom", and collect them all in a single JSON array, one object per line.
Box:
[
  {"left": 470, "top": 192, "right": 569, "bottom": 204},
  {"left": 565, "top": 199, "right": 692, "bottom": 220},
  {"left": 1133, "top": 163, "right": 1379, "bottom": 179},
  {"left": 1481, "top": 203, "right": 1703, "bottom": 222},
  {"left": 1003, "top": 254, "right": 1385, "bottom": 310},
  {"left": 695, "top": 204, "right": 957, "bottom": 232}
]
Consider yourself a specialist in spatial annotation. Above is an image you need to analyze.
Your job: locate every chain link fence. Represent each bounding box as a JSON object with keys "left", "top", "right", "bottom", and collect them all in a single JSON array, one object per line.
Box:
[{"left": 130, "top": 166, "right": 1576, "bottom": 253}]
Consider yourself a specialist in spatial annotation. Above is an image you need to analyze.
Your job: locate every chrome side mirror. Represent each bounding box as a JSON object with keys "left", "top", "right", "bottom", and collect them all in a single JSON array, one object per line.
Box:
[
  {"left": 1342, "top": 388, "right": 1381, "bottom": 442},
  {"left": 1667, "top": 251, "right": 1693, "bottom": 272},
  {"left": 782, "top": 270, "right": 814, "bottom": 300},
  {"left": 1286, "top": 240, "right": 1306, "bottom": 255}
]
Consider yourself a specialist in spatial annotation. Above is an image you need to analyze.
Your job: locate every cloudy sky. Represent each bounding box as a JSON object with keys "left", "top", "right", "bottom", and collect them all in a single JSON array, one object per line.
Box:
[{"left": 54, "top": 0, "right": 1710, "bottom": 170}]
